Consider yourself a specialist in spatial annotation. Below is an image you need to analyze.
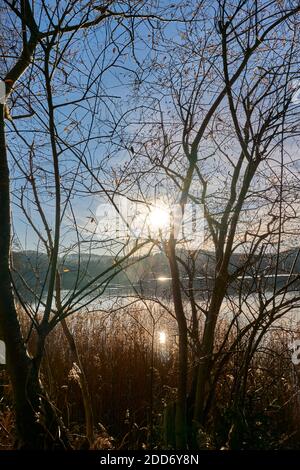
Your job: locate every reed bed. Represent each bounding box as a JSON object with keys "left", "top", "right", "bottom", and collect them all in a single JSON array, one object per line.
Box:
[{"left": 1, "top": 303, "right": 300, "bottom": 449}]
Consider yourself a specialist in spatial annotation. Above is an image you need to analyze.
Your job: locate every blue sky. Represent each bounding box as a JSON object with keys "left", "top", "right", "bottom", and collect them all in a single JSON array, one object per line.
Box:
[{"left": 6, "top": 0, "right": 187, "bottom": 253}]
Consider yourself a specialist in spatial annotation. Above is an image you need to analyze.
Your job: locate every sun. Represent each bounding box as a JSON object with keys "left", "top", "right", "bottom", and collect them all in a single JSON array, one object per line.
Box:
[
  {"left": 147, "top": 205, "right": 170, "bottom": 232},
  {"left": 158, "top": 331, "right": 167, "bottom": 345}
]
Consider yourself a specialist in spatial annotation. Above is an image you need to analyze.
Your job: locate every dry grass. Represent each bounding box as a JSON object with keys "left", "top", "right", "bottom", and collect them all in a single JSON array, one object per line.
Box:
[
  {"left": 1, "top": 304, "right": 300, "bottom": 449},
  {"left": 42, "top": 306, "right": 178, "bottom": 448}
]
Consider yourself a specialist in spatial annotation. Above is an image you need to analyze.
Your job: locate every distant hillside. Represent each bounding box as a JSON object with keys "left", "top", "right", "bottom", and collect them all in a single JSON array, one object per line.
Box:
[{"left": 11, "top": 248, "right": 300, "bottom": 300}]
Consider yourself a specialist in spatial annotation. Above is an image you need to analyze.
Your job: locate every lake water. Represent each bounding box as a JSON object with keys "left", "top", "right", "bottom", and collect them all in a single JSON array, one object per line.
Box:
[{"left": 27, "top": 275, "right": 300, "bottom": 352}]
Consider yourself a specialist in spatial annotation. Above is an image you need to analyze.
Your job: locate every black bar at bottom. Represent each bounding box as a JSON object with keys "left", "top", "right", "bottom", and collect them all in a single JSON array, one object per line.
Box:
[{"left": 0, "top": 450, "right": 299, "bottom": 468}]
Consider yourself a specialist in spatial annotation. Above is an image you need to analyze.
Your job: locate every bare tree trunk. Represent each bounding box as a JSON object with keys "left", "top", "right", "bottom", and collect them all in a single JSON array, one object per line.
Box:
[
  {"left": 61, "top": 318, "right": 94, "bottom": 445},
  {"left": 55, "top": 273, "right": 94, "bottom": 445},
  {"left": 167, "top": 236, "right": 188, "bottom": 449},
  {"left": 0, "top": 104, "right": 70, "bottom": 449},
  {"left": 193, "top": 277, "right": 227, "bottom": 427}
]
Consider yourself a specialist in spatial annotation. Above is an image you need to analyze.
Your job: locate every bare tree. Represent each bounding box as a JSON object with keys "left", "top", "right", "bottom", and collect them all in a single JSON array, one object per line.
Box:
[
  {"left": 0, "top": 0, "right": 174, "bottom": 449},
  {"left": 109, "top": 0, "right": 300, "bottom": 448}
]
